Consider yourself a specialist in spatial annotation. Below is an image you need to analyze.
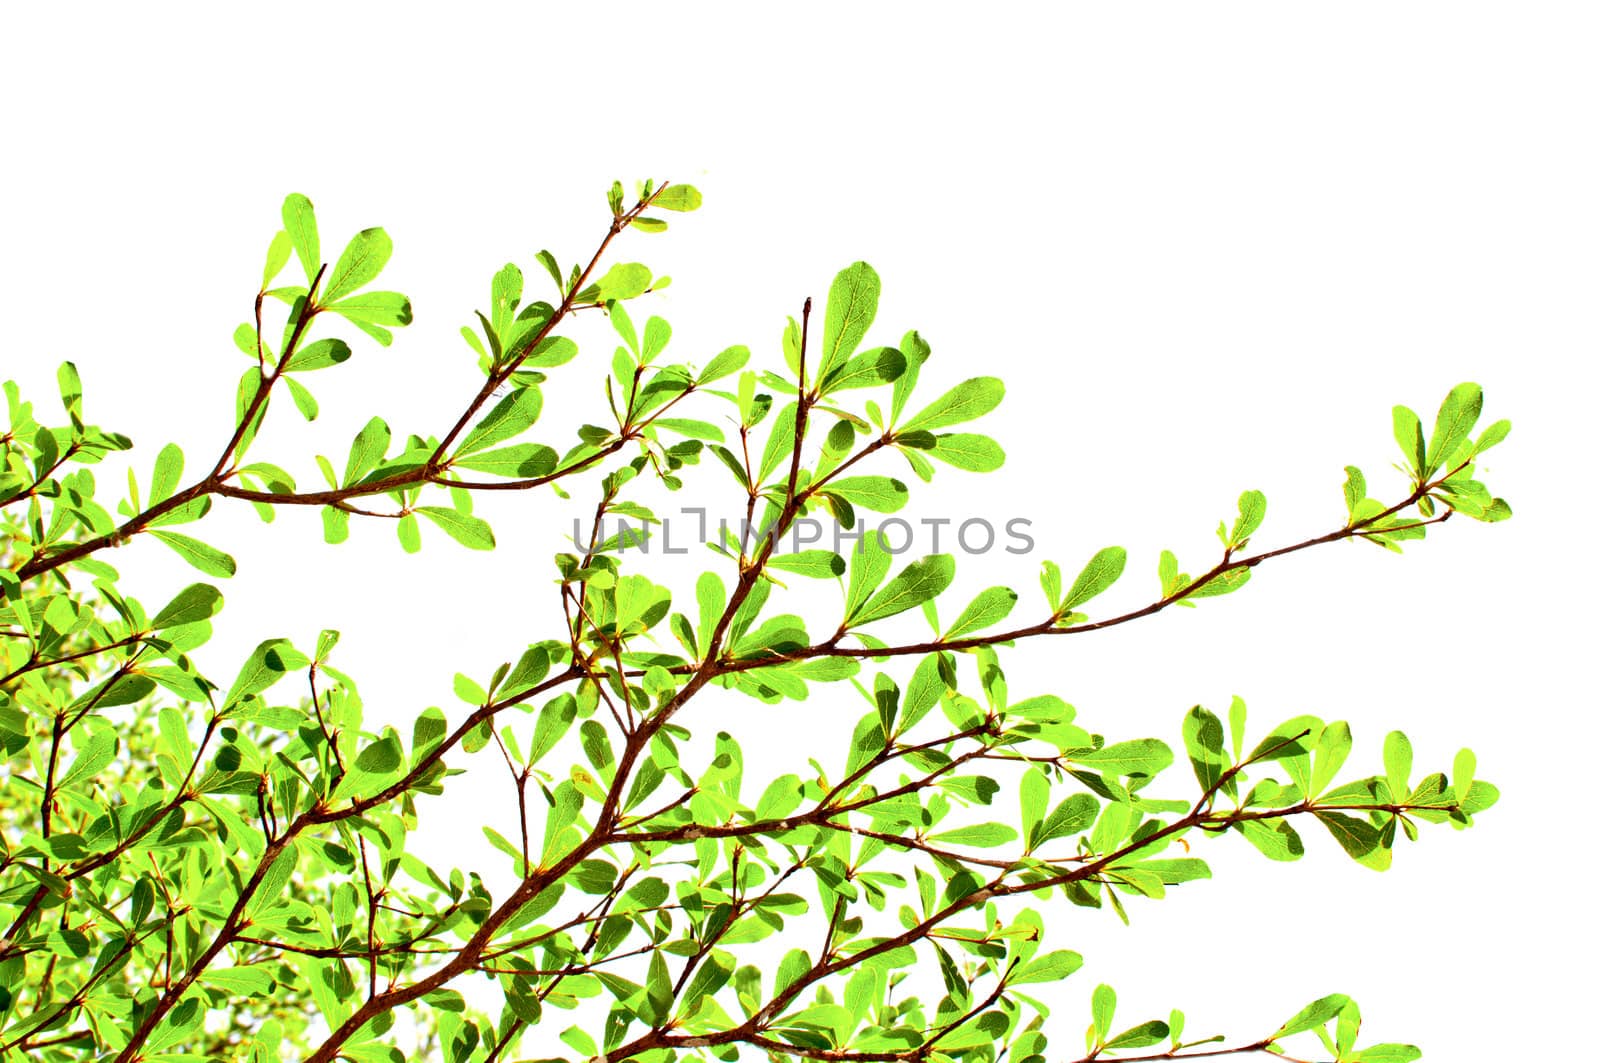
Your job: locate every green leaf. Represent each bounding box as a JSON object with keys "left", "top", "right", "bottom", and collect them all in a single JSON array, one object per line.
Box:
[
  {"left": 1092, "top": 984, "right": 1117, "bottom": 1042},
  {"left": 1228, "top": 489, "right": 1266, "bottom": 549},
  {"left": 412, "top": 707, "right": 448, "bottom": 761},
  {"left": 900, "top": 652, "right": 949, "bottom": 733},
  {"left": 1342, "top": 466, "right": 1367, "bottom": 517},
  {"left": 263, "top": 230, "right": 293, "bottom": 287},
  {"left": 1310, "top": 721, "right": 1352, "bottom": 798},
  {"left": 1010, "top": 949, "right": 1082, "bottom": 986},
  {"left": 322, "top": 227, "right": 392, "bottom": 304},
  {"left": 1187, "top": 568, "right": 1250, "bottom": 598},
  {"left": 1182, "top": 706, "right": 1227, "bottom": 792},
  {"left": 901, "top": 377, "right": 1004, "bottom": 433},
  {"left": 1070, "top": 738, "right": 1173, "bottom": 778},
  {"left": 1383, "top": 730, "right": 1412, "bottom": 799},
  {"left": 825, "top": 475, "right": 909, "bottom": 514},
  {"left": 459, "top": 388, "right": 543, "bottom": 455},
  {"left": 852, "top": 554, "right": 955, "bottom": 626},
  {"left": 1452, "top": 747, "right": 1476, "bottom": 803},
  {"left": 225, "top": 638, "right": 304, "bottom": 706},
  {"left": 283, "top": 338, "right": 351, "bottom": 373},
  {"left": 281, "top": 193, "right": 319, "bottom": 285},
  {"left": 595, "top": 262, "right": 653, "bottom": 301},
  {"left": 758, "top": 402, "right": 799, "bottom": 484},
  {"left": 821, "top": 346, "right": 905, "bottom": 394},
  {"left": 699, "top": 345, "right": 750, "bottom": 384},
  {"left": 1315, "top": 812, "right": 1390, "bottom": 869},
  {"left": 150, "top": 443, "right": 184, "bottom": 505},
  {"left": 149, "top": 530, "right": 237, "bottom": 577},
  {"left": 1037, "top": 793, "right": 1098, "bottom": 844},
  {"left": 1473, "top": 418, "right": 1511, "bottom": 455},
  {"left": 284, "top": 377, "right": 318, "bottom": 421},
  {"left": 245, "top": 840, "right": 300, "bottom": 918},
  {"left": 58, "top": 731, "right": 116, "bottom": 790},
  {"left": 1276, "top": 993, "right": 1350, "bottom": 1037},
  {"left": 696, "top": 572, "right": 727, "bottom": 651},
  {"left": 322, "top": 506, "right": 349, "bottom": 545},
  {"left": 1234, "top": 818, "right": 1304, "bottom": 861},
  {"left": 650, "top": 418, "right": 724, "bottom": 443},
  {"left": 653, "top": 184, "right": 703, "bottom": 211},
  {"left": 767, "top": 550, "right": 846, "bottom": 579},
  {"left": 1106, "top": 1021, "right": 1169, "bottom": 1050},
  {"left": 1425, "top": 382, "right": 1483, "bottom": 476},
  {"left": 943, "top": 587, "right": 1018, "bottom": 641},
  {"left": 342, "top": 417, "right": 391, "bottom": 486},
  {"left": 1063, "top": 547, "right": 1126, "bottom": 611},
  {"left": 927, "top": 433, "right": 1005, "bottom": 472},
  {"left": 755, "top": 774, "right": 804, "bottom": 821},
  {"left": 928, "top": 822, "right": 1016, "bottom": 848},
  {"left": 1019, "top": 767, "right": 1048, "bottom": 846},
  {"left": 819, "top": 262, "right": 881, "bottom": 382},
  {"left": 523, "top": 334, "right": 578, "bottom": 369},
  {"left": 326, "top": 290, "right": 412, "bottom": 327},
  {"left": 452, "top": 443, "right": 558, "bottom": 479},
  {"left": 152, "top": 584, "right": 224, "bottom": 629},
  {"left": 1392, "top": 405, "right": 1425, "bottom": 475},
  {"left": 529, "top": 694, "right": 578, "bottom": 766},
  {"left": 417, "top": 507, "right": 495, "bottom": 551},
  {"left": 354, "top": 734, "right": 403, "bottom": 776},
  {"left": 843, "top": 531, "right": 892, "bottom": 623}
]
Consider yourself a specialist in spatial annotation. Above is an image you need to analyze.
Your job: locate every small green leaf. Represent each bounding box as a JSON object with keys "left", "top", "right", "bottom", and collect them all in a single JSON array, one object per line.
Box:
[
  {"left": 825, "top": 475, "right": 909, "bottom": 514},
  {"left": 1392, "top": 405, "right": 1425, "bottom": 476},
  {"left": 322, "top": 227, "right": 393, "bottom": 304},
  {"left": 283, "top": 338, "right": 351, "bottom": 373},
  {"left": 699, "top": 345, "right": 750, "bottom": 384},
  {"left": 652, "top": 184, "right": 703, "bottom": 211},
  {"left": 901, "top": 377, "right": 1004, "bottom": 433},
  {"left": 58, "top": 731, "right": 116, "bottom": 790},
  {"left": 1063, "top": 546, "right": 1126, "bottom": 611},
  {"left": 928, "top": 822, "right": 1017, "bottom": 848},
  {"left": 943, "top": 587, "right": 1018, "bottom": 641},
  {"left": 284, "top": 377, "right": 318, "bottom": 421},
  {"left": 342, "top": 417, "right": 391, "bottom": 486},
  {"left": 1071, "top": 738, "right": 1173, "bottom": 778},
  {"left": 1425, "top": 382, "right": 1483, "bottom": 476},
  {"left": 1228, "top": 489, "right": 1266, "bottom": 549},
  {"left": 821, "top": 346, "right": 905, "bottom": 394},
  {"left": 1105, "top": 1021, "right": 1169, "bottom": 1050},
  {"left": 417, "top": 507, "right": 496, "bottom": 551},
  {"left": 767, "top": 550, "right": 846, "bottom": 579},
  {"left": 1010, "top": 950, "right": 1082, "bottom": 986},
  {"left": 396, "top": 513, "right": 421, "bottom": 553},
  {"left": 1091, "top": 984, "right": 1117, "bottom": 1042},
  {"left": 459, "top": 388, "right": 544, "bottom": 455},
  {"left": 1310, "top": 720, "right": 1352, "bottom": 798},
  {"left": 819, "top": 262, "right": 881, "bottom": 382},
  {"left": 1383, "top": 730, "right": 1412, "bottom": 799},
  {"left": 245, "top": 841, "right": 300, "bottom": 918},
  {"left": 149, "top": 531, "right": 237, "bottom": 577},
  {"left": 263, "top": 230, "right": 293, "bottom": 287},
  {"left": 452, "top": 443, "right": 558, "bottom": 479},
  {"left": 1182, "top": 706, "right": 1227, "bottom": 792},
  {"left": 852, "top": 554, "right": 955, "bottom": 626},
  {"left": 595, "top": 262, "right": 653, "bottom": 301},
  {"left": 1276, "top": 993, "right": 1350, "bottom": 1037},
  {"left": 152, "top": 584, "right": 224, "bottom": 629},
  {"left": 281, "top": 194, "right": 320, "bottom": 285},
  {"left": 150, "top": 443, "right": 184, "bottom": 505},
  {"left": 927, "top": 433, "right": 1005, "bottom": 472}
]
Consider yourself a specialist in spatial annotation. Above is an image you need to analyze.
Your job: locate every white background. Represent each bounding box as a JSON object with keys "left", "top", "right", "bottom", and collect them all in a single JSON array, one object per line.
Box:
[{"left": 3, "top": 3, "right": 1596, "bottom": 1059}]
